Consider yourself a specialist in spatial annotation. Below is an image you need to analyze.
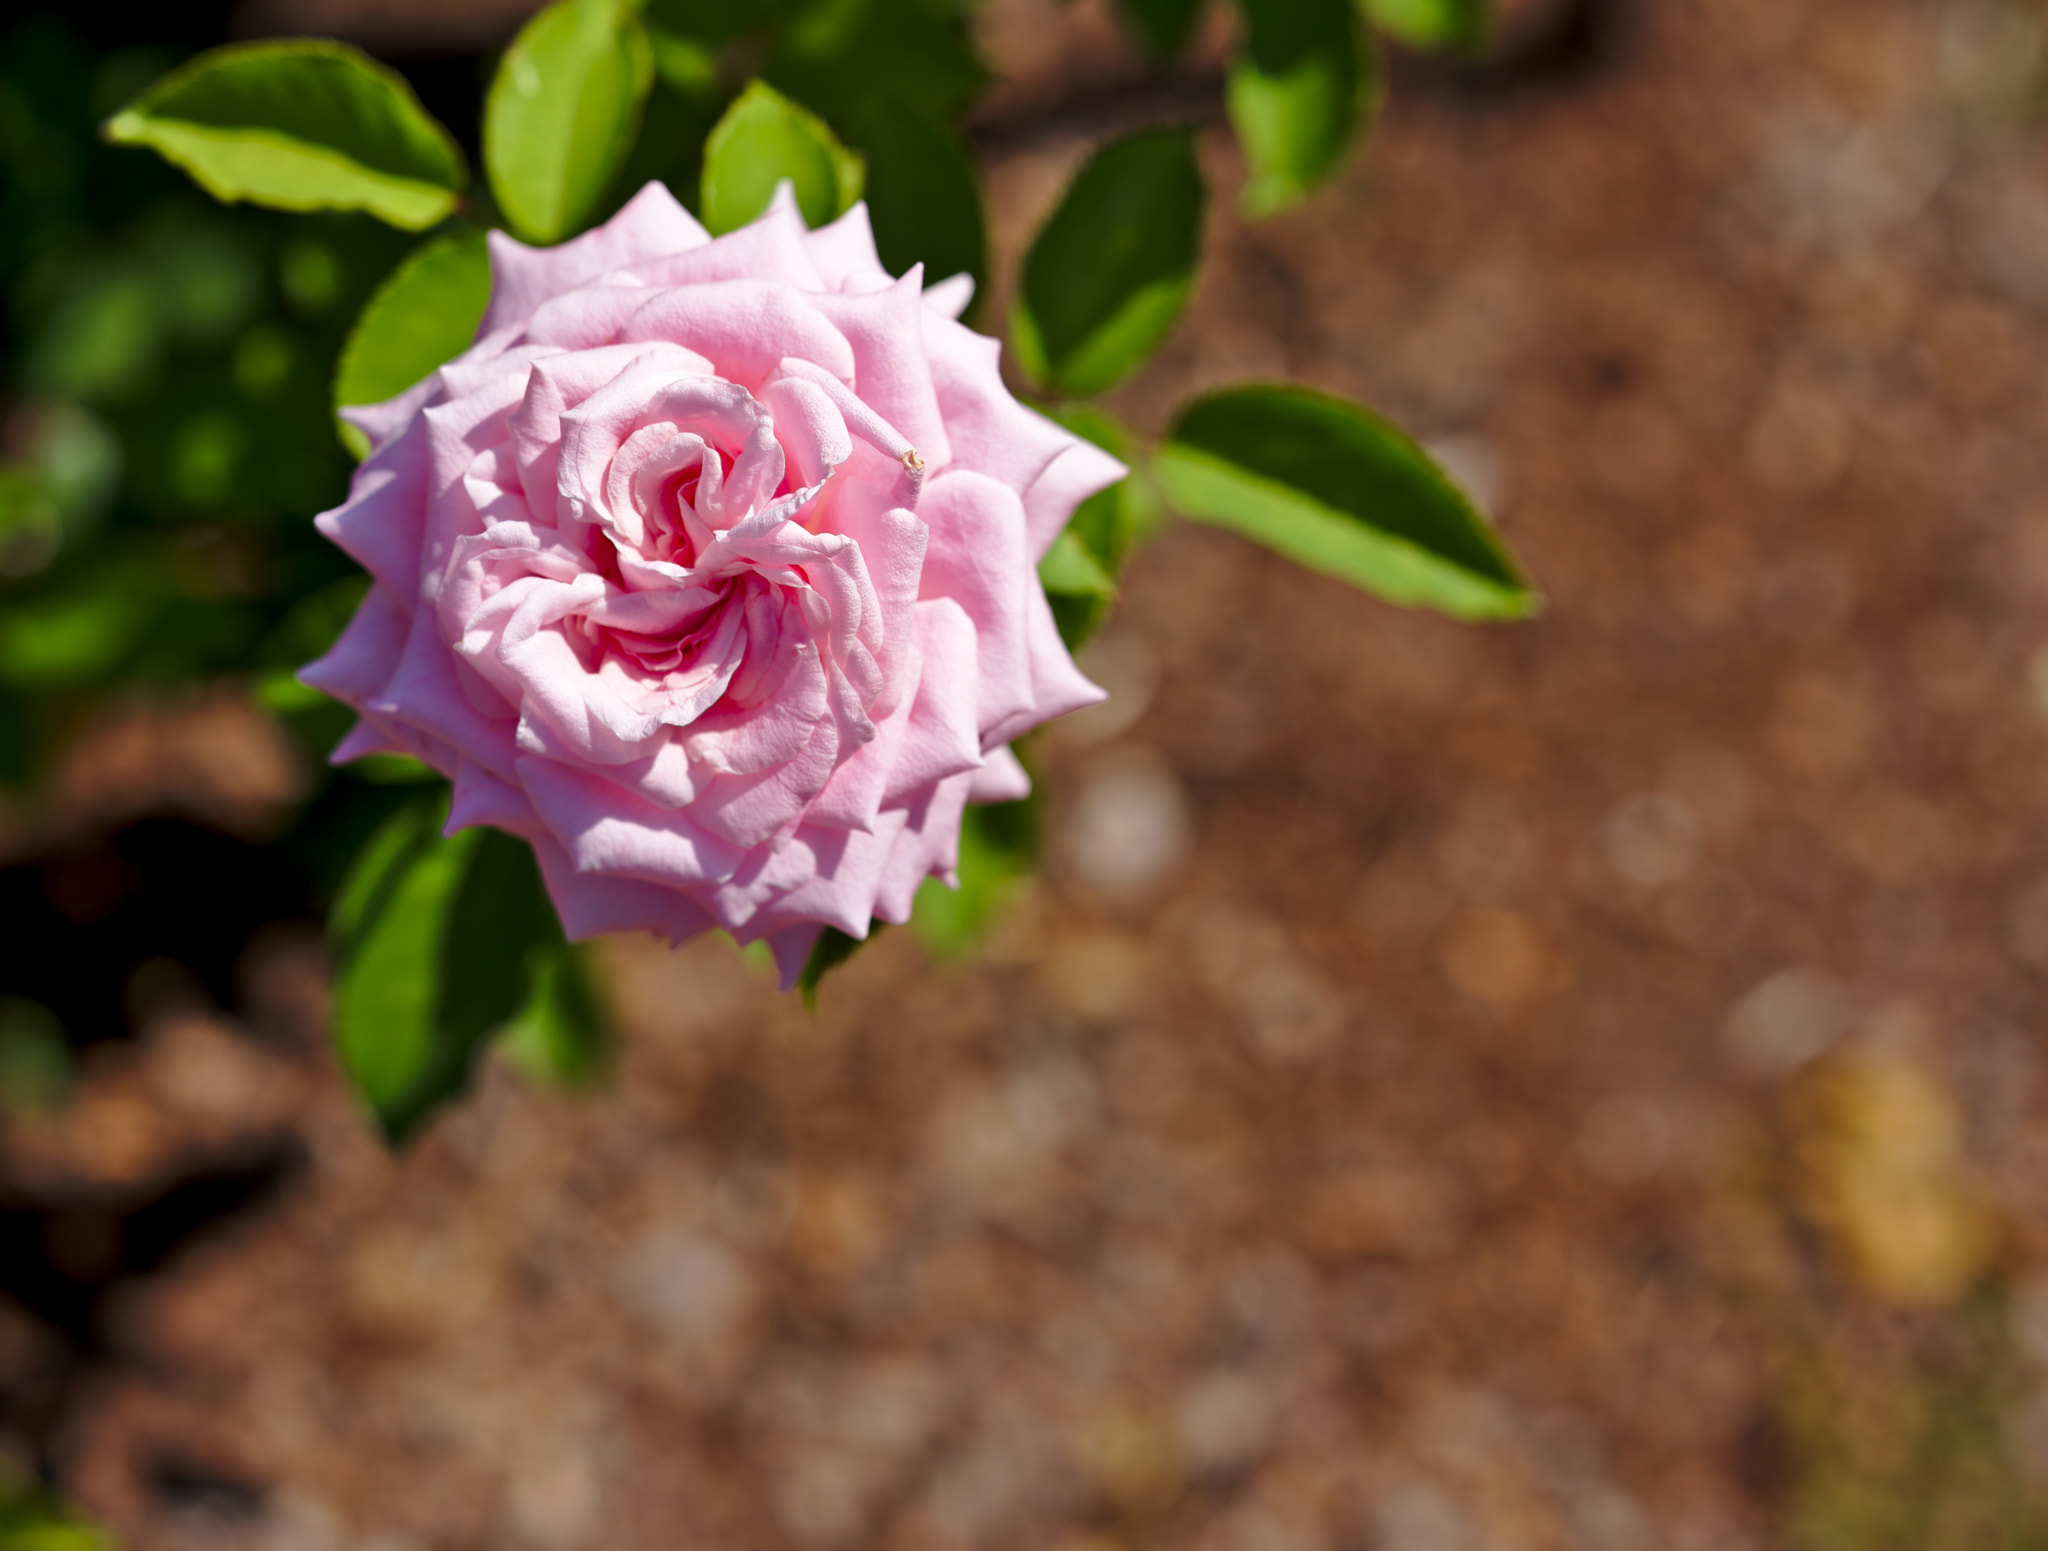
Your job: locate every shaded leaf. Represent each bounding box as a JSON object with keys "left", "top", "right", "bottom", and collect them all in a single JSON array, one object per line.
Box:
[
  {"left": 103, "top": 40, "right": 466, "bottom": 230},
  {"left": 764, "top": 0, "right": 987, "bottom": 128},
  {"left": 1156, "top": 384, "right": 1534, "bottom": 619},
  {"left": 912, "top": 798, "right": 1038, "bottom": 956},
  {"left": 1117, "top": 0, "right": 1208, "bottom": 58},
  {"left": 331, "top": 801, "right": 563, "bottom": 1143},
  {"left": 1359, "top": 0, "right": 1490, "bottom": 52},
  {"left": 499, "top": 942, "right": 610, "bottom": 1087},
  {"left": 1229, "top": 0, "right": 1375, "bottom": 218},
  {"left": 847, "top": 100, "right": 985, "bottom": 304},
  {"left": 1013, "top": 128, "right": 1205, "bottom": 398},
  {"left": 332, "top": 230, "right": 490, "bottom": 459},
  {"left": 800, "top": 921, "right": 882, "bottom": 1007},
  {"left": 701, "top": 80, "right": 865, "bottom": 234},
  {"left": 485, "top": 0, "right": 655, "bottom": 244}
]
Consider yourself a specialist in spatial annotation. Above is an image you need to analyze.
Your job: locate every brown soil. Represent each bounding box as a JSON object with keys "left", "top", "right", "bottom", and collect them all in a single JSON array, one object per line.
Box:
[{"left": 10, "top": 0, "right": 2048, "bottom": 1547}]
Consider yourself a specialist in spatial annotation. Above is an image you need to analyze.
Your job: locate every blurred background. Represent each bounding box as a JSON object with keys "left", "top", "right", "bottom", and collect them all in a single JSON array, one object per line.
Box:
[{"left": 3, "top": 0, "right": 2048, "bottom": 1546}]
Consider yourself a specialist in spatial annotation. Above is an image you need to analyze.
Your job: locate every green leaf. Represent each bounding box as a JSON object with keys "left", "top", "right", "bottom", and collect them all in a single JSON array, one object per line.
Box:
[
  {"left": 1359, "top": 0, "right": 1490, "bottom": 51},
  {"left": 1013, "top": 128, "right": 1205, "bottom": 398},
  {"left": 102, "top": 41, "right": 466, "bottom": 230},
  {"left": 499, "top": 942, "right": 610, "bottom": 1087},
  {"left": 799, "top": 921, "right": 882, "bottom": 1007},
  {"left": 1039, "top": 529, "right": 1117, "bottom": 598},
  {"left": 1116, "top": 0, "right": 1208, "bottom": 58},
  {"left": 847, "top": 101, "right": 985, "bottom": 304},
  {"left": 763, "top": 0, "right": 988, "bottom": 128},
  {"left": 331, "top": 800, "right": 564, "bottom": 1143},
  {"left": 332, "top": 230, "right": 491, "bottom": 458},
  {"left": 1156, "top": 384, "right": 1534, "bottom": 620},
  {"left": 485, "top": 0, "right": 656, "bottom": 245},
  {"left": 1229, "top": 0, "right": 1375, "bottom": 218},
  {"left": 701, "top": 80, "right": 866, "bottom": 234},
  {"left": 913, "top": 798, "right": 1038, "bottom": 956}
]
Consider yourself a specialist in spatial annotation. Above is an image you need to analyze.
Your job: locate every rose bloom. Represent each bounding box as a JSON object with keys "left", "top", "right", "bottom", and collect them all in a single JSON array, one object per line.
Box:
[{"left": 303, "top": 182, "right": 1123, "bottom": 983}]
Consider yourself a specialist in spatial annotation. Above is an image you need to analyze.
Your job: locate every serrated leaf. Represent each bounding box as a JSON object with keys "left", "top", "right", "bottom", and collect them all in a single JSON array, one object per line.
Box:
[
  {"left": 1359, "top": 0, "right": 1490, "bottom": 51},
  {"left": 1013, "top": 128, "right": 1205, "bottom": 398},
  {"left": 1116, "top": 0, "right": 1208, "bottom": 58},
  {"left": 799, "top": 921, "right": 881, "bottom": 1006},
  {"left": 499, "top": 942, "right": 610, "bottom": 1087},
  {"left": 331, "top": 803, "right": 563, "bottom": 1143},
  {"left": 332, "top": 230, "right": 491, "bottom": 459},
  {"left": 1156, "top": 384, "right": 1534, "bottom": 620},
  {"left": 102, "top": 41, "right": 466, "bottom": 230},
  {"left": 701, "top": 80, "right": 866, "bottom": 234},
  {"left": 1229, "top": 0, "right": 1375, "bottom": 218},
  {"left": 486, "top": 0, "right": 656, "bottom": 244}
]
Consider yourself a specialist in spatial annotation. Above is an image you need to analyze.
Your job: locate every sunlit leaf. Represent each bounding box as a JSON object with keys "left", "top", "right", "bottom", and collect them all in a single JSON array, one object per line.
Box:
[
  {"left": 701, "top": 79, "right": 865, "bottom": 234},
  {"left": 332, "top": 801, "right": 563, "bottom": 1143},
  {"left": 1359, "top": 0, "right": 1490, "bottom": 51},
  {"left": 103, "top": 40, "right": 467, "bottom": 229},
  {"left": 1156, "top": 384, "right": 1534, "bottom": 619},
  {"left": 1230, "top": 0, "right": 1375, "bottom": 218},
  {"left": 332, "top": 230, "right": 491, "bottom": 458},
  {"left": 485, "top": 0, "right": 655, "bottom": 244},
  {"left": 1039, "top": 530, "right": 1117, "bottom": 598},
  {"left": 1013, "top": 128, "right": 1205, "bottom": 398}
]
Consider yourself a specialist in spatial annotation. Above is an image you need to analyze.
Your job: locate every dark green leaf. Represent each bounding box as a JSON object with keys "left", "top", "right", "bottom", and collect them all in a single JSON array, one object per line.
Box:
[
  {"left": 1156, "top": 384, "right": 1534, "bottom": 619},
  {"left": 912, "top": 798, "right": 1038, "bottom": 956},
  {"left": 799, "top": 921, "right": 882, "bottom": 1007},
  {"left": 701, "top": 80, "right": 865, "bottom": 234},
  {"left": 332, "top": 801, "right": 564, "bottom": 1143},
  {"left": 1229, "top": 0, "right": 1374, "bottom": 218},
  {"left": 499, "top": 942, "right": 610, "bottom": 1087},
  {"left": 332, "top": 230, "right": 491, "bottom": 458},
  {"left": 485, "top": 0, "right": 656, "bottom": 244},
  {"left": 1013, "top": 128, "right": 1205, "bottom": 398},
  {"left": 102, "top": 41, "right": 466, "bottom": 230},
  {"left": 1359, "top": 0, "right": 1490, "bottom": 51},
  {"left": 763, "top": 0, "right": 987, "bottom": 128},
  {"left": 846, "top": 101, "right": 985, "bottom": 304},
  {"left": 1116, "top": 0, "right": 1208, "bottom": 58}
]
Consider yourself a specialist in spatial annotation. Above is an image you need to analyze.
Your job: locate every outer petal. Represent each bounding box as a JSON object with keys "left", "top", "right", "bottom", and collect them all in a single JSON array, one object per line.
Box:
[
  {"left": 1022, "top": 434, "right": 1129, "bottom": 563},
  {"left": 479, "top": 182, "right": 711, "bottom": 337},
  {"left": 803, "top": 202, "right": 889, "bottom": 290},
  {"left": 968, "top": 745, "right": 1031, "bottom": 804}
]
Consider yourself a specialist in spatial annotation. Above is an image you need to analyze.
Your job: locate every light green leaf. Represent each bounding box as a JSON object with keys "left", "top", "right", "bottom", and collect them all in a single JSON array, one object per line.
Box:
[
  {"left": 332, "top": 801, "right": 564, "bottom": 1143},
  {"left": 1038, "top": 529, "right": 1118, "bottom": 598},
  {"left": 1013, "top": 128, "right": 1205, "bottom": 398},
  {"left": 1156, "top": 384, "right": 1534, "bottom": 620},
  {"left": 333, "top": 230, "right": 491, "bottom": 458},
  {"left": 102, "top": 40, "right": 466, "bottom": 230},
  {"left": 485, "top": 0, "right": 656, "bottom": 244},
  {"left": 1229, "top": 0, "right": 1375, "bottom": 218},
  {"left": 1359, "top": 0, "right": 1490, "bottom": 51},
  {"left": 499, "top": 942, "right": 610, "bottom": 1087},
  {"left": 701, "top": 80, "right": 866, "bottom": 234}
]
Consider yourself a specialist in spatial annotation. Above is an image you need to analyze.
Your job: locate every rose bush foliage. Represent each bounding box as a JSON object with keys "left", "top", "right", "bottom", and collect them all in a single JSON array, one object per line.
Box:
[{"left": 303, "top": 183, "right": 1124, "bottom": 984}]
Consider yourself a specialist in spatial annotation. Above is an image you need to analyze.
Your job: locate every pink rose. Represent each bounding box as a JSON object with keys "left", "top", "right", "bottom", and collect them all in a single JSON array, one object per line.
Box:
[{"left": 302, "top": 183, "right": 1124, "bottom": 984}]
